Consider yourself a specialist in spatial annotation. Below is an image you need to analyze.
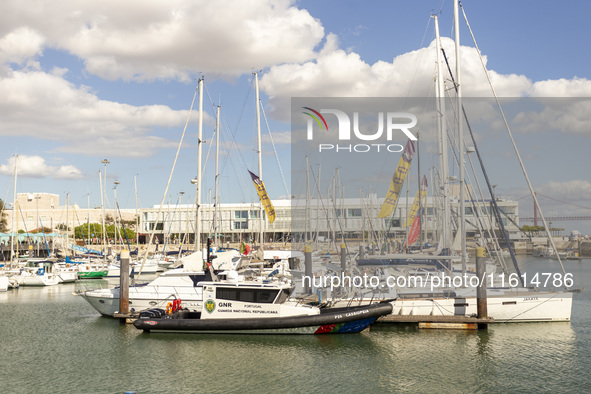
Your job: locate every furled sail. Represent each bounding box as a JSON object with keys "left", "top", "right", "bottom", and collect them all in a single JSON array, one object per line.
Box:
[{"left": 377, "top": 139, "right": 416, "bottom": 218}]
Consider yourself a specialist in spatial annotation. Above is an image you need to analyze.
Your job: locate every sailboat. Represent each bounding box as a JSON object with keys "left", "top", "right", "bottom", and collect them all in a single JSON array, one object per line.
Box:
[{"left": 317, "top": 1, "right": 574, "bottom": 323}]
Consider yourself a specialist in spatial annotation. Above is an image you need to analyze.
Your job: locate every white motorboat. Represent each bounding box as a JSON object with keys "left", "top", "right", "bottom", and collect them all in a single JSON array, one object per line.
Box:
[
  {"left": 77, "top": 250, "right": 245, "bottom": 316},
  {"left": 15, "top": 260, "right": 60, "bottom": 286},
  {"left": 133, "top": 277, "right": 393, "bottom": 335}
]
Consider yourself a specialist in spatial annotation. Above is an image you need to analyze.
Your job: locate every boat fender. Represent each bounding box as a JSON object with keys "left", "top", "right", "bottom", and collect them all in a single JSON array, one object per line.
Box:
[{"left": 172, "top": 299, "right": 182, "bottom": 312}]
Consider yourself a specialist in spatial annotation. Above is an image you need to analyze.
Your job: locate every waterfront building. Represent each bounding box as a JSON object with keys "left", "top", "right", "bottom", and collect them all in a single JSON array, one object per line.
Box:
[{"left": 4, "top": 192, "right": 520, "bottom": 246}]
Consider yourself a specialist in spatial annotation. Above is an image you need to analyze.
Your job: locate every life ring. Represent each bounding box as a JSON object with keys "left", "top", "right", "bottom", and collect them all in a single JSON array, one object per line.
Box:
[{"left": 166, "top": 302, "right": 173, "bottom": 314}]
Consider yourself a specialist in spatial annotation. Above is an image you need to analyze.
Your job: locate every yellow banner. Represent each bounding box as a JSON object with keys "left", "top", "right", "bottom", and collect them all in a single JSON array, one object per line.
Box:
[
  {"left": 403, "top": 175, "right": 428, "bottom": 228},
  {"left": 378, "top": 140, "right": 416, "bottom": 218},
  {"left": 249, "top": 170, "right": 276, "bottom": 223}
]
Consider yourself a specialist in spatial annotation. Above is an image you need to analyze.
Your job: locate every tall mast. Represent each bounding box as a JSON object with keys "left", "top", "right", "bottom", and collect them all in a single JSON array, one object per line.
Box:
[
  {"left": 305, "top": 155, "right": 310, "bottom": 244},
  {"left": 195, "top": 77, "right": 204, "bottom": 253},
  {"left": 434, "top": 15, "right": 450, "bottom": 251},
  {"left": 254, "top": 72, "right": 264, "bottom": 248},
  {"left": 455, "top": 0, "right": 467, "bottom": 274},
  {"left": 66, "top": 193, "right": 70, "bottom": 257},
  {"left": 10, "top": 156, "right": 18, "bottom": 265},
  {"left": 87, "top": 193, "right": 90, "bottom": 244},
  {"left": 134, "top": 175, "right": 139, "bottom": 245},
  {"left": 99, "top": 171, "right": 107, "bottom": 258},
  {"left": 113, "top": 180, "right": 119, "bottom": 248},
  {"left": 214, "top": 105, "right": 220, "bottom": 247},
  {"left": 100, "top": 158, "right": 109, "bottom": 258}
]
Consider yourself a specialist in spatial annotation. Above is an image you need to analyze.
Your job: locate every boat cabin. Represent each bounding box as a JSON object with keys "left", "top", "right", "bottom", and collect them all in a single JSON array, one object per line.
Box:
[{"left": 192, "top": 281, "right": 318, "bottom": 320}]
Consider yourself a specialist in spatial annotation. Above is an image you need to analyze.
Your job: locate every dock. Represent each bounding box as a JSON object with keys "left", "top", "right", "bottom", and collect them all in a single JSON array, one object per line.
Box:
[
  {"left": 113, "top": 312, "right": 139, "bottom": 324},
  {"left": 376, "top": 314, "right": 493, "bottom": 330}
]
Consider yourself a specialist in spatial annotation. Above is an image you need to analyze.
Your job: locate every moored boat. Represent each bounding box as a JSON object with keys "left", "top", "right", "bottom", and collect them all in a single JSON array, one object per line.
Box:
[
  {"left": 77, "top": 249, "right": 244, "bottom": 316},
  {"left": 133, "top": 279, "right": 392, "bottom": 334}
]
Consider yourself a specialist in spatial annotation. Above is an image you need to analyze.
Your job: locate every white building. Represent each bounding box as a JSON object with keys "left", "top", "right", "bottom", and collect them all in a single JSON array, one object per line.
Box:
[
  {"left": 4, "top": 192, "right": 520, "bottom": 246},
  {"left": 138, "top": 195, "right": 520, "bottom": 245}
]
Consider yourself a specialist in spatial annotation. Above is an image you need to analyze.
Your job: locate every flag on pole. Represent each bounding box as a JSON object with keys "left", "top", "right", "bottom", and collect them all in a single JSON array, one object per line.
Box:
[
  {"left": 404, "top": 213, "right": 422, "bottom": 247},
  {"left": 403, "top": 175, "right": 428, "bottom": 228},
  {"left": 378, "top": 139, "right": 416, "bottom": 218},
  {"left": 239, "top": 241, "right": 250, "bottom": 255},
  {"left": 248, "top": 170, "right": 276, "bottom": 223}
]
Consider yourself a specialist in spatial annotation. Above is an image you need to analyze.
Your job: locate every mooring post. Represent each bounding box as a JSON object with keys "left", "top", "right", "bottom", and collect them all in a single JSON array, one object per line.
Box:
[
  {"left": 304, "top": 244, "right": 312, "bottom": 294},
  {"left": 476, "top": 246, "right": 488, "bottom": 328},
  {"left": 119, "top": 249, "right": 130, "bottom": 324},
  {"left": 340, "top": 243, "right": 347, "bottom": 273}
]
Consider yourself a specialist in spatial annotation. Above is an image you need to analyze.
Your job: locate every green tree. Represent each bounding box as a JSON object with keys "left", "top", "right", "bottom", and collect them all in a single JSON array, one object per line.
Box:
[
  {"left": 0, "top": 198, "right": 8, "bottom": 232},
  {"left": 74, "top": 222, "right": 136, "bottom": 243}
]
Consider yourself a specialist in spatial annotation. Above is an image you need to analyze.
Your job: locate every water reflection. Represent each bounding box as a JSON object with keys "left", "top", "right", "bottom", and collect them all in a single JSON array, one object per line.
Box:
[{"left": 0, "top": 260, "right": 588, "bottom": 393}]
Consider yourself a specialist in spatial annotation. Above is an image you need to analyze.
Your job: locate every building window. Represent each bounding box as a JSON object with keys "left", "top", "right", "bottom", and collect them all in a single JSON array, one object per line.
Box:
[
  {"left": 387, "top": 219, "right": 401, "bottom": 227},
  {"left": 149, "top": 222, "right": 164, "bottom": 230},
  {"left": 347, "top": 209, "right": 362, "bottom": 217},
  {"left": 234, "top": 221, "right": 248, "bottom": 230},
  {"left": 234, "top": 210, "right": 248, "bottom": 219}
]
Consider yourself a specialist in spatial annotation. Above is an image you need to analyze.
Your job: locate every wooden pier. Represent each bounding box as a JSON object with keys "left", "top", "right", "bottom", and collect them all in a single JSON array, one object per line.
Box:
[
  {"left": 376, "top": 314, "right": 494, "bottom": 330},
  {"left": 113, "top": 312, "right": 139, "bottom": 324}
]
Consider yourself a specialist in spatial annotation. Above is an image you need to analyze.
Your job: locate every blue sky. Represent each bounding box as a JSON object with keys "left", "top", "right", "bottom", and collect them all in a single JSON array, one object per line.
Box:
[{"left": 0, "top": 0, "right": 590, "bottom": 233}]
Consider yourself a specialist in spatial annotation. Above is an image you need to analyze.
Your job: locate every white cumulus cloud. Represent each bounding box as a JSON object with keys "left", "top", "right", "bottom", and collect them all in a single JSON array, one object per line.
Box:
[
  {"left": 0, "top": 70, "right": 204, "bottom": 157},
  {"left": 0, "top": 0, "right": 325, "bottom": 81},
  {"left": 0, "top": 155, "right": 83, "bottom": 179}
]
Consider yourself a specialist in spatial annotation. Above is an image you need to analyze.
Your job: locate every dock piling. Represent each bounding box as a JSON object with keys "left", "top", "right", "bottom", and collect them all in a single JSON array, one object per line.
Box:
[{"left": 119, "top": 249, "right": 130, "bottom": 324}]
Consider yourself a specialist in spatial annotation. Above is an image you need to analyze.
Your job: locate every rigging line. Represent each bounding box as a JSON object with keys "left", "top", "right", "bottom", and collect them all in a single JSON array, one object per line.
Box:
[
  {"left": 460, "top": 1, "right": 566, "bottom": 276},
  {"left": 137, "top": 81, "right": 199, "bottom": 277},
  {"left": 535, "top": 192, "right": 591, "bottom": 210},
  {"left": 309, "top": 165, "right": 339, "bottom": 252},
  {"left": 440, "top": 38, "right": 523, "bottom": 283},
  {"left": 404, "top": 16, "right": 434, "bottom": 98},
  {"left": 218, "top": 89, "right": 254, "bottom": 176},
  {"left": 17, "top": 205, "right": 33, "bottom": 244},
  {"left": 202, "top": 82, "right": 223, "bottom": 179},
  {"left": 115, "top": 201, "right": 132, "bottom": 252},
  {"left": 217, "top": 108, "right": 250, "bottom": 203},
  {"left": 260, "top": 102, "right": 289, "bottom": 197},
  {"left": 222, "top": 76, "right": 253, "bottom": 168}
]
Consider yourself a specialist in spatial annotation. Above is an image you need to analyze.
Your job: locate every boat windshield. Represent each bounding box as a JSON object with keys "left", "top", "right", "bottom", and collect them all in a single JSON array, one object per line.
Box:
[
  {"left": 274, "top": 289, "right": 290, "bottom": 304},
  {"left": 216, "top": 287, "right": 279, "bottom": 304}
]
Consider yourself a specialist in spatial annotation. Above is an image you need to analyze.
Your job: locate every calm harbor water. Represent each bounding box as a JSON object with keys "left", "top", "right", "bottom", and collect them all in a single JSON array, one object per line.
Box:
[{"left": 1, "top": 257, "right": 590, "bottom": 393}]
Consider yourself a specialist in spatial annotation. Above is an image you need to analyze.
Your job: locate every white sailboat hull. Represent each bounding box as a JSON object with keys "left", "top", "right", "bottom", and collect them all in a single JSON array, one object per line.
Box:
[
  {"left": 57, "top": 271, "right": 78, "bottom": 283},
  {"left": 17, "top": 273, "right": 60, "bottom": 286},
  {"left": 389, "top": 290, "right": 573, "bottom": 322}
]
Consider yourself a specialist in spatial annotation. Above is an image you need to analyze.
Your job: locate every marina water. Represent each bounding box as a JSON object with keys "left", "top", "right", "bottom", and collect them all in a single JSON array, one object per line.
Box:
[{"left": 1, "top": 256, "right": 590, "bottom": 393}]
